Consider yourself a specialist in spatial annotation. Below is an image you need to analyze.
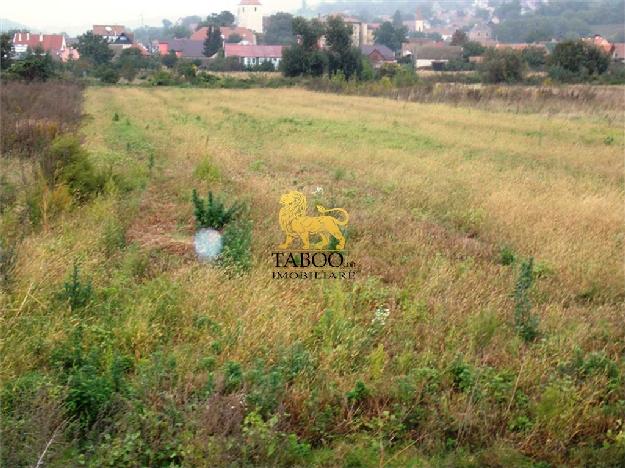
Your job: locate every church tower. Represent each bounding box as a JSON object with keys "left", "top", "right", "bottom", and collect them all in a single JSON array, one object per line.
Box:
[
  {"left": 415, "top": 9, "right": 425, "bottom": 33},
  {"left": 237, "top": 0, "right": 263, "bottom": 34}
]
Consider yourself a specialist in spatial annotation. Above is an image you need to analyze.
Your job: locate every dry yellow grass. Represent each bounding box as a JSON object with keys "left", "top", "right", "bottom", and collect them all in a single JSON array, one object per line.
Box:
[{"left": 2, "top": 86, "right": 623, "bottom": 466}]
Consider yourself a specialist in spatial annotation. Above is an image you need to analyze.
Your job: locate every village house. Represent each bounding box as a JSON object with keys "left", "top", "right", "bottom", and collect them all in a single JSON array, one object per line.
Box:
[
  {"left": 405, "top": 44, "right": 463, "bottom": 70},
  {"left": 468, "top": 23, "right": 493, "bottom": 43},
  {"left": 93, "top": 25, "right": 130, "bottom": 43},
  {"left": 224, "top": 43, "right": 283, "bottom": 67},
  {"left": 158, "top": 39, "right": 206, "bottom": 60},
  {"left": 11, "top": 32, "right": 78, "bottom": 61},
  {"left": 360, "top": 44, "right": 395, "bottom": 68},
  {"left": 191, "top": 26, "right": 256, "bottom": 45},
  {"left": 401, "top": 38, "right": 442, "bottom": 57}
]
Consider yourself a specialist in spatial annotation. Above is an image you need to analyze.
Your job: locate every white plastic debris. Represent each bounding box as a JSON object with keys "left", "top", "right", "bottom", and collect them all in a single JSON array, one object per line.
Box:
[{"left": 194, "top": 228, "right": 223, "bottom": 261}]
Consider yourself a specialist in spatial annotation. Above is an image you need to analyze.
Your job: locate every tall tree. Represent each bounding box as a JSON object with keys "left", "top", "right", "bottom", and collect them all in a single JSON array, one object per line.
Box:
[
  {"left": 550, "top": 40, "right": 609, "bottom": 75},
  {"left": 203, "top": 11, "right": 235, "bottom": 27},
  {"left": 117, "top": 47, "right": 147, "bottom": 81},
  {"left": 325, "top": 16, "right": 362, "bottom": 79},
  {"left": 203, "top": 26, "right": 222, "bottom": 57},
  {"left": 450, "top": 29, "right": 468, "bottom": 46},
  {"left": 171, "top": 25, "right": 191, "bottom": 39},
  {"left": 9, "top": 45, "right": 54, "bottom": 81},
  {"left": 76, "top": 31, "right": 114, "bottom": 65},
  {"left": 292, "top": 17, "right": 325, "bottom": 50},
  {"left": 281, "top": 17, "right": 326, "bottom": 77},
  {"left": 374, "top": 21, "right": 406, "bottom": 52},
  {"left": 1, "top": 33, "right": 13, "bottom": 70},
  {"left": 392, "top": 10, "right": 403, "bottom": 28},
  {"left": 264, "top": 13, "right": 295, "bottom": 45}
]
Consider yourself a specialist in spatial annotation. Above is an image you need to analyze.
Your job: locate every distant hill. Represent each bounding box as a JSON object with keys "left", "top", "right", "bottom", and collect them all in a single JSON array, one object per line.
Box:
[{"left": 0, "top": 18, "right": 29, "bottom": 33}]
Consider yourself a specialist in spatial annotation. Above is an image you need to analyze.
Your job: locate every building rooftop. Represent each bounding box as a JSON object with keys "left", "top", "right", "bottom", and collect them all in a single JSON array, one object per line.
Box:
[{"left": 224, "top": 44, "right": 283, "bottom": 58}]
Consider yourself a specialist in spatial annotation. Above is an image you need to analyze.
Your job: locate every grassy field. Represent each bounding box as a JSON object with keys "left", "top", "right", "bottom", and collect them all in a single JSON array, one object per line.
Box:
[{"left": 2, "top": 86, "right": 624, "bottom": 466}]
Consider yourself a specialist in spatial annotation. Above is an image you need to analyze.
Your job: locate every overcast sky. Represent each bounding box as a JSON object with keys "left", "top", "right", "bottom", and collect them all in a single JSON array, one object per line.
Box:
[{"left": 2, "top": 0, "right": 315, "bottom": 35}]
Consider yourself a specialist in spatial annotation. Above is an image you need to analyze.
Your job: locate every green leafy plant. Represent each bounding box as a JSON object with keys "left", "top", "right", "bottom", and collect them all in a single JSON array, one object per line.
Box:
[
  {"left": 499, "top": 245, "right": 516, "bottom": 265},
  {"left": 450, "top": 358, "right": 475, "bottom": 392},
  {"left": 221, "top": 218, "right": 252, "bottom": 272},
  {"left": 191, "top": 189, "right": 243, "bottom": 229},
  {"left": 194, "top": 158, "right": 221, "bottom": 182},
  {"left": 58, "top": 262, "right": 93, "bottom": 311},
  {"left": 346, "top": 380, "right": 370, "bottom": 403},
  {"left": 514, "top": 257, "right": 540, "bottom": 342}
]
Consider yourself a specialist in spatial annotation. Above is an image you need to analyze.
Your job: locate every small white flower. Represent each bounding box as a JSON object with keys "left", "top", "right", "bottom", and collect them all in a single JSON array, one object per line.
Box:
[
  {"left": 372, "top": 306, "right": 390, "bottom": 326},
  {"left": 313, "top": 186, "right": 324, "bottom": 195}
]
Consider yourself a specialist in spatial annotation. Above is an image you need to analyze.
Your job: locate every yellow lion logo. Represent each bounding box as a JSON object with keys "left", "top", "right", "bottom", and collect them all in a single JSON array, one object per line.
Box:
[{"left": 278, "top": 191, "right": 349, "bottom": 250}]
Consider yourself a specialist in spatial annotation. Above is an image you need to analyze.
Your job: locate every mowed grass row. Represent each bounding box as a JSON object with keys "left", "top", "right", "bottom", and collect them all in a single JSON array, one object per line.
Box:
[{"left": 2, "top": 86, "right": 623, "bottom": 466}]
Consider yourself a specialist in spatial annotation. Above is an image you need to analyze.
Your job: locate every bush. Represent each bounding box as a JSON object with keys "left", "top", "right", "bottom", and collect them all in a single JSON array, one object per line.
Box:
[
  {"left": 221, "top": 217, "right": 252, "bottom": 272},
  {"left": 521, "top": 46, "right": 547, "bottom": 70},
  {"left": 206, "top": 56, "right": 244, "bottom": 72},
  {"left": 550, "top": 40, "right": 610, "bottom": 77},
  {"left": 194, "top": 158, "right": 221, "bottom": 182},
  {"left": 247, "top": 60, "right": 276, "bottom": 72},
  {"left": 45, "top": 135, "right": 105, "bottom": 201},
  {"left": 513, "top": 258, "right": 540, "bottom": 342},
  {"left": 444, "top": 58, "right": 475, "bottom": 71},
  {"left": 7, "top": 47, "right": 55, "bottom": 81},
  {"left": 480, "top": 48, "right": 525, "bottom": 83},
  {"left": 58, "top": 262, "right": 93, "bottom": 311},
  {"left": 191, "top": 190, "right": 243, "bottom": 230},
  {"left": 149, "top": 70, "right": 177, "bottom": 86},
  {"left": 50, "top": 327, "right": 132, "bottom": 431},
  {"left": 95, "top": 64, "right": 120, "bottom": 84}
]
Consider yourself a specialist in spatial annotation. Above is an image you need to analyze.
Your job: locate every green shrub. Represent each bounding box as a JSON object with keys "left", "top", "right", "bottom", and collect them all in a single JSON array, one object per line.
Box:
[
  {"left": 450, "top": 359, "right": 475, "bottom": 392},
  {"left": 50, "top": 327, "right": 132, "bottom": 430},
  {"left": 96, "top": 64, "right": 120, "bottom": 84},
  {"left": 149, "top": 70, "right": 177, "bottom": 86},
  {"left": 480, "top": 49, "right": 525, "bottom": 83},
  {"left": 58, "top": 262, "right": 93, "bottom": 311},
  {"left": 513, "top": 258, "right": 539, "bottom": 342},
  {"left": 346, "top": 380, "right": 370, "bottom": 403},
  {"left": 45, "top": 135, "right": 105, "bottom": 201},
  {"left": 194, "top": 158, "right": 221, "bottom": 182},
  {"left": 499, "top": 245, "right": 516, "bottom": 265},
  {"left": 221, "top": 217, "right": 252, "bottom": 272},
  {"left": 191, "top": 189, "right": 243, "bottom": 230},
  {"left": 223, "top": 361, "right": 243, "bottom": 393}
]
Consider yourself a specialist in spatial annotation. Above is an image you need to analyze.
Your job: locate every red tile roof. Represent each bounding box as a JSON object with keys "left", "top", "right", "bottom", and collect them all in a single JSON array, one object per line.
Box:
[
  {"left": 495, "top": 43, "right": 547, "bottom": 51},
  {"left": 12, "top": 32, "right": 65, "bottom": 52},
  {"left": 224, "top": 44, "right": 282, "bottom": 58}
]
